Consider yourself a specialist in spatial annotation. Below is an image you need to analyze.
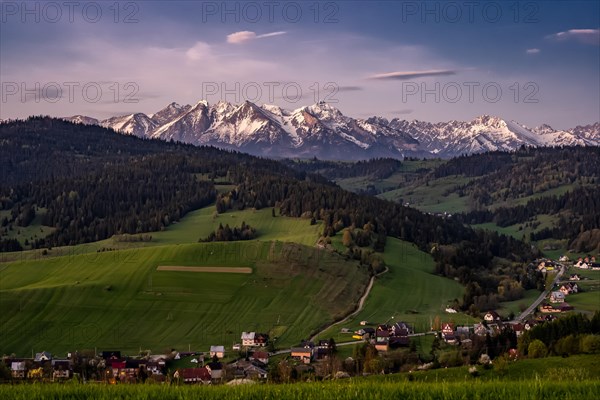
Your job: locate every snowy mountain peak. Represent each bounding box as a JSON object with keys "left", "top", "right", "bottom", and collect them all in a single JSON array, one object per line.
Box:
[
  {"left": 193, "top": 100, "right": 210, "bottom": 108},
  {"left": 62, "top": 100, "right": 599, "bottom": 159},
  {"left": 64, "top": 115, "right": 100, "bottom": 125},
  {"left": 534, "top": 123, "right": 556, "bottom": 134},
  {"left": 151, "top": 102, "right": 191, "bottom": 125},
  {"left": 306, "top": 101, "right": 343, "bottom": 118},
  {"left": 261, "top": 104, "right": 289, "bottom": 118},
  {"left": 471, "top": 115, "right": 506, "bottom": 128}
]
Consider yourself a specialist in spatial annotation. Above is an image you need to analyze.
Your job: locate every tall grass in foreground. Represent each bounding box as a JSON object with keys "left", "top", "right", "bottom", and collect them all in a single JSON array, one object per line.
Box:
[{"left": 1, "top": 380, "right": 599, "bottom": 400}]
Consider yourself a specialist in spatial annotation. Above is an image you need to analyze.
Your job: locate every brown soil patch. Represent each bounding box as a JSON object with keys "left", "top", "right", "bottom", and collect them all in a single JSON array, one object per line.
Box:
[{"left": 157, "top": 266, "right": 252, "bottom": 274}]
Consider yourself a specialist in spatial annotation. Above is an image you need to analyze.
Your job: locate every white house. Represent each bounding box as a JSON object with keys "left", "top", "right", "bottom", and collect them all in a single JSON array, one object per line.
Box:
[
  {"left": 550, "top": 291, "right": 565, "bottom": 303},
  {"left": 209, "top": 346, "right": 225, "bottom": 359},
  {"left": 241, "top": 332, "right": 256, "bottom": 347}
]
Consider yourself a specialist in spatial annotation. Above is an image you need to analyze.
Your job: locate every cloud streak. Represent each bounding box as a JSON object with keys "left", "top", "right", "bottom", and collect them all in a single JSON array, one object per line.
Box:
[
  {"left": 367, "top": 69, "right": 457, "bottom": 80},
  {"left": 546, "top": 29, "right": 600, "bottom": 45},
  {"left": 526, "top": 48, "right": 541, "bottom": 54},
  {"left": 227, "top": 31, "right": 287, "bottom": 44}
]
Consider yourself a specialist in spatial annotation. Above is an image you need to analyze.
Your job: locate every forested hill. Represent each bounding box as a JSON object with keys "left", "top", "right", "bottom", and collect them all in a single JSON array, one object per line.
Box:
[
  {"left": 0, "top": 117, "right": 540, "bottom": 311},
  {"left": 285, "top": 147, "right": 599, "bottom": 254},
  {"left": 432, "top": 146, "right": 599, "bottom": 209},
  {"left": 0, "top": 117, "right": 316, "bottom": 186}
]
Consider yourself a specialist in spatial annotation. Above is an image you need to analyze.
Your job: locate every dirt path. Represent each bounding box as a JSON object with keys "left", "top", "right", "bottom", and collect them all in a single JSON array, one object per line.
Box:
[
  {"left": 156, "top": 266, "right": 252, "bottom": 273},
  {"left": 309, "top": 266, "right": 389, "bottom": 342}
]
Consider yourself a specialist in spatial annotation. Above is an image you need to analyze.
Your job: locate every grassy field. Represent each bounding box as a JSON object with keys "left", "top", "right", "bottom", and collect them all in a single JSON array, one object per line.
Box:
[
  {"left": 0, "top": 208, "right": 55, "bottom": 248},
  {"left": 316, "top": 238, "right": 475, "bottom": 343},
  {"left": 335, "top": 160, "right": 444, "bottom": 195},
  {"left": 560, "top": 268, "right": 600, "bottom": 314},
  {"left": 497, "top": 289, "right": 541, "bottom": 318},
  {"left": 1, "top": 378, "right": 597, "bottom": 399},
  {"left": 0, "top": 203, "right": 472, "bottom": 358},
  {"left": 377, "top": 175, "right": 471, "bottom": 214},
  {"left": 0, "top": 205, "right": 323, "bottom": 263},
  {"left": 472, "top": 214, "right": 557, "bottom": 241},
  {"left": 0, "top": 240, "right": 369, "bottom": 356},
  {"left": 369, "top": 354, "right": 600, "bottom": 382}
]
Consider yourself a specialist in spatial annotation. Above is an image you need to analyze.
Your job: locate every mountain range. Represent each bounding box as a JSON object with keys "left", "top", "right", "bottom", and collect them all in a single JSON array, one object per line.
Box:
[{"left": 63, "top": 101, "right": 599, "bottom": 159}]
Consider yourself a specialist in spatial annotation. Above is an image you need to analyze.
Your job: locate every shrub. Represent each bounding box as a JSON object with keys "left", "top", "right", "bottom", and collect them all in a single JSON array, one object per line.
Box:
[
  {"left": 528, "top": 339, "right": 548, "bottom": 358},
  {"left": 581, "top": 335, "right": 600, "bottom": 354}
]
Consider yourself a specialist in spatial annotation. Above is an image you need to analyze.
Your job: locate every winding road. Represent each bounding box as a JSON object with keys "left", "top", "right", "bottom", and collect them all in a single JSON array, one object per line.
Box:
[
  {"left": 272, "top": 262, "right": 566, "bottom": 356},
  {"left": 308, "top": 267, "right": 389, "bottom": 343}
]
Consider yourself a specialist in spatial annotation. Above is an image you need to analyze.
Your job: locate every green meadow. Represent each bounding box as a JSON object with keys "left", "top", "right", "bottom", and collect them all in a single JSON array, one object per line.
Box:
[
  {"left": 1, "top": 377, "right": 597, "bottom": 400},
  {"left": 316, "top": 237, "right": 475, "bottom": 343},
  {"left": 377, "top": 175, "right": 472, "bottom": 214},
  {"left": 0, "top": 203, "right": 473, "bottom": 357},
  {"left": 0, "top": 238, "right": 369, "bottom": 356}
]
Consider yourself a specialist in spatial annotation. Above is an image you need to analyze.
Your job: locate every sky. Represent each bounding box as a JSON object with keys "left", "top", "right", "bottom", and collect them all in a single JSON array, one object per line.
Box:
[{"left": 1, "top": 0, "right": 599, "bottom": 129}]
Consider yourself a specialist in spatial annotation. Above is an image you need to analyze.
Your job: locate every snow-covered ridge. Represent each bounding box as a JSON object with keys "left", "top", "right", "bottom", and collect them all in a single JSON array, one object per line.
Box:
[{"left": 62, "top": 103, "right": 599, "bottom": 160}]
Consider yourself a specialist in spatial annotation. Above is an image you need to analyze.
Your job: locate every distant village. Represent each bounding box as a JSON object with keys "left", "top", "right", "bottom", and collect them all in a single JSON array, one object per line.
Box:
[{"left": 3, "top": 254, "right": 598, "bottom": 384}]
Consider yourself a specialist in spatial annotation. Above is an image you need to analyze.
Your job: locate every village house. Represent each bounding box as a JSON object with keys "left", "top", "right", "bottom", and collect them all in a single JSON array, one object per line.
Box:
[
  {"left": 290, "top": 347, "right": 313, "bottom": 364},
  {"left": 354, "top": 327, "right": 375, "bottom": 340},
  {"left": 241, "top": 332, "right": 255, "bottom": 347},
  {"left": 550, "top": 291, "right": 565, "bottom": 303},
  {"left": 313, "top": 340, "right": 336, "bottom": 359},
  {"left": 484, "top": 311, "right": 501, "bottom": 322},
  {"left": 540, "top": 302, "right": 573, "bottom": 313},
  {"left": 240, "top": 331, "right": 269, "bottom": 347},
  {"left": 559, "top": 282, "right": 579, "bottom": 295},
  {"left": 206, "top": 361, "right": 223, "bottom": 381},
  {"left": 540, "top": 304, "right": 559, "bottom": 313},
  {"left": 209, "top": 346, "right": 225, "bottom": 359},
  {"left": 250, "top": 351, "right": 269, "bottom": 365},
  {"left": 10, "top": 361, "right": 26, "bottom": 379},
  {"left": 389, "top": 323, "right": 410, "bottom": 348},
  {"left": 27, "top": 366, "right": 44, "bottom": 379},
  {"left": 537, "top": 261, "right": 546, "bottom": 271},
  {"left": 34, "top": 351, "right": 52, "bottom": 362},
  {"left": 473, "top": 323, "right": 489, "bottom": 337},
  {"left": 255, "top": 333, "right": 269, "bottom": 347},
  {"left": 441, "top": 322, "right": 456, "bottom": 344},
  {"left": 244, "top": 364, "right": 268, "bottom": 380},
  {"left": 146, "top": 360, "right": 165, "bottom": 376},
  {"left": 375, "top": 326, "right": 390, "bottom": 351},
  {"left": 511, "top": 323, "right": 525, "bottom": 337},
  {"left": 51, "top": 359, "right": 71, "bottom": 380},
  {"left": 569, "top": 274, "right": 581, "bottom": 281},
  {"left": 391, "top": 321, "right": 414, "bottom": 335},
  {"left": 524, "top": 320, "right": 537, "bottom": 331},
  {"left": 110, "top": 359, "right": 146, "bottom": 382},
  {"left": 175, "top": 367, "right": 212, "bottom": 384}
]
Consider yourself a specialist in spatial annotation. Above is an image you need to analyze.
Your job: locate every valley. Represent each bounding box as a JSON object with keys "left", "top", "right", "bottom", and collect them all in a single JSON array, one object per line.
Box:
[{"left": 0, "top": 118, "right": 598, "bottom": 392}]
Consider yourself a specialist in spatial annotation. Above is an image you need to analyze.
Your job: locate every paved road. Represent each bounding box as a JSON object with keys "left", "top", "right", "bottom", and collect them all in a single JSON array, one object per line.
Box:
[{"left": 514, "top": 264, "right": 565, "bottom": 322}]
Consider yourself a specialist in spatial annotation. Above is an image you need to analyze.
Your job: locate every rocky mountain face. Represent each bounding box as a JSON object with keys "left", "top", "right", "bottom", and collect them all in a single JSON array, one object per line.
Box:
[{"left": 63, "top": 101, "right": 599, "bottom": 160}]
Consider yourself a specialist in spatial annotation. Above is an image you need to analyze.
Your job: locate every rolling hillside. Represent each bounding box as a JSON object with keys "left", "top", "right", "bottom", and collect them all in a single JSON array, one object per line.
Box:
[
  {"left": 0, "top": 204, "right": 474, "bottom": 357},
  {"left": 0, "top": 238, "right": 369, "bottom": 356}
]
